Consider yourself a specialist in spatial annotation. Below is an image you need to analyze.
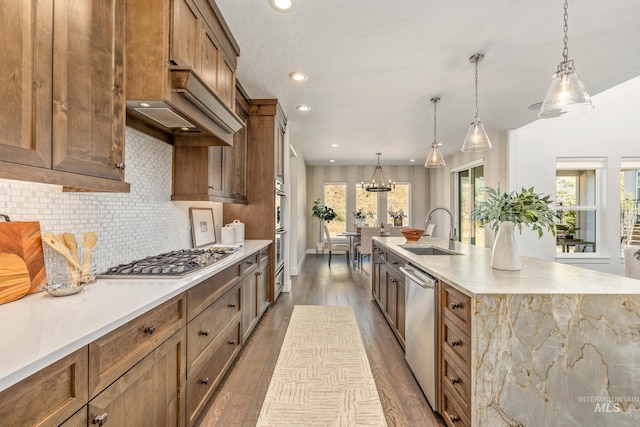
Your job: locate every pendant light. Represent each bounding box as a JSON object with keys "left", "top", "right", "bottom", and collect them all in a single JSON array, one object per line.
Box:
[
  {"left": 538, "top": 0, "right": 593, "bottom": 118},
  {"left": 362, "top": 153, "right": 395, "bottom": 192},
  {"left": 425, "top": 97, "right": 446, "bottom": 168},
  {"left": 461, "top": 53, "right": 492, "bottom": 152}
]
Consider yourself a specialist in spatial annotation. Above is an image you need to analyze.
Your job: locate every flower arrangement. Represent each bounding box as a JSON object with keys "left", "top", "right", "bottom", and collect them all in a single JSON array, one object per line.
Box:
[
  {"left": 470, "top": 186, "right": 556, "bottom": 238},
  {"left": 387, "top": 208, "right": 407, "bottom": 219},
  {"left": 352, "top": 208, "right": 374, "bottom": 222},
  {"left": 312, "top": 199, "right": 337, "bottom": 222}
]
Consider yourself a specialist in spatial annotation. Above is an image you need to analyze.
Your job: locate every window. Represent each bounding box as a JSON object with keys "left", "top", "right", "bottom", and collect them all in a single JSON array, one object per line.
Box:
[
  {"left": 324, "top": 182, "right": 347, "bottom": 236},
  {"left": 455, "top": 163, "right": 484, "bottom": 246},
  {"left": 620, "top": 158, "right": 640, "bottom": 251},
  {"left": 555, "top": 159, "right": 604, "bottom": 254},
  {"left": 386, "top": 183, "right": 411, "bottom": 226},
  {"left": 355, "top": 184, "right": 378, "bottom": 225}
]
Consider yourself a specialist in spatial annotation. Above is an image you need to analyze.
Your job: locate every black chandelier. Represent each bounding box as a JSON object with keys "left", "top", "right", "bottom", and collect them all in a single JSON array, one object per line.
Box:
[{"left": 362, "top": 153, "right": 395, "bottom": 192}]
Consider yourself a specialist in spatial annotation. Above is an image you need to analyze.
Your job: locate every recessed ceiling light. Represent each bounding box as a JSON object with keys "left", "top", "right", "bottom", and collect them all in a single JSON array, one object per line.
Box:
[
  {"left": 331, "top": 144, "right": 340, "bottom": 147},
  {"left": 297, "top": 105, "right": 311, "bottom": 112},
  {"left": 289, "top": 71, "right": 308, "bottom": 81},
  {"left": 410, "top": 159, "right": 416, "bottom": 162},
  {"left": 270, "top": 0, "right": 293, "bottom": 11},
  {"left": 330, "top": 159, "right": 335, "bottom": 163},
  {"left": 140, "top": 102, "right": 151, "bottom": 108}
]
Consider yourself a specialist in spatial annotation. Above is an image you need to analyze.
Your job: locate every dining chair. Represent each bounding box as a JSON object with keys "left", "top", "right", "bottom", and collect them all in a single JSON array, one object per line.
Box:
[
  {"left": 355, "top": 226, "right": 381, "bottom": 268},
  {"left": 322, "top": 223, "right": 350, "bottom": 266},
  {"left": 389, "top": 226, "right": 404, "bottom": 237}
]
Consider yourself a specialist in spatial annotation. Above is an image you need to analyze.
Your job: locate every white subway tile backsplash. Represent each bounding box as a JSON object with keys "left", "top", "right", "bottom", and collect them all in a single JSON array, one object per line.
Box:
[{"left": 0, "top": 127, "right": 223, "bottom": 281}]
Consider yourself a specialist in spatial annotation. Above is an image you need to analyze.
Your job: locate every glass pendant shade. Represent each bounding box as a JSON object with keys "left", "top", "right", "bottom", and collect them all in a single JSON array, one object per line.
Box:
[
  {"left": 425, "top": 144, "right": 446, "bottom": 168},
  {"left": 538, "top": 60, "right": 593, "bottom": 118},
  {"left": 461, "top": 119, "right": 492, "bottom": 152}
]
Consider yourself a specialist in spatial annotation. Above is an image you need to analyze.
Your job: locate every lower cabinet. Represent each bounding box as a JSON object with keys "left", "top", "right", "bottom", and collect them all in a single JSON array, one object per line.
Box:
[
  {"left": 257, "top": 253, "right": 270, "bottom": 318},
  {"left": 61, "top": 407, "right": 88, "bottom": 427},
  {"left": 371, "top": 242, "right": 405, "bottom": 348},
  {"left": 88, "top": 328, "right": 187, "bottom": 427}
]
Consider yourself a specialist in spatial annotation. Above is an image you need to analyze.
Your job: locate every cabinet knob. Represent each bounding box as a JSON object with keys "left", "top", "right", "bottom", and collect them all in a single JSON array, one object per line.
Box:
[
  {"left": 199, "top": 330, "right": 210, "bottom": 337},
  {"left": 144, "top": 325, "right": 156, "bottom": 335},
  {"left": 200, "top": 378, "right": 209, "bottom": 385},
  {"left": 391, "top": 278, "right": 397, "bottom": 283},
  {"left": 261, "top": 252, "right": 267, "bottom": 256},
  {"left": 246, "top": 261, "right": 254, "bottom": 265},
  {"left": 228, "top": 303, "right": 237, "bottom": 308},
  {"left": 450, "top": 377, "right": 460, "bottom": 385},
  {"left": 92, "top": 413, "right": 108, "bottom": 426},
  {"left": 115, "top": 163, "right": 125, "bottom": 170},
  {"left": 450, "top": 340, "right": 460, "bottom": 347},
  {"left": 449, "top": 414, "right": 460, "bottom": 423},
  {"left": 391, "top": 261, "right": 399, "bottom": 265},
  {"left": 256, "top": 271, "right": 262, "bottom": 276},
  {"left": 450, "top": 302, "right": 461, "bottom": 310},
  {"left": 228, "top": 339, "right": 237, "bottom": 346}
]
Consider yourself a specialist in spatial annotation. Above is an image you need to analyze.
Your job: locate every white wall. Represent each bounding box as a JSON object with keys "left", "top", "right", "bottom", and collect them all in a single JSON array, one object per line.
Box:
[
  {"left": 0, "top": 128, "right": 223, "bottom": 280},
  {"left": 285, "top": 123, "right": 308, "bottom": 278},
  {"left": 508, "top": 76, "right": 640, "bottom": 274}
]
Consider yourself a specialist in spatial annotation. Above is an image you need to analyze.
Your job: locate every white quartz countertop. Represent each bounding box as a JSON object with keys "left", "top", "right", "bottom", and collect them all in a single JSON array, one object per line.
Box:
[
  {"left": 375, "top": 236, "right": 640, "bottom": 297},
  {"left": 0, "top": 240, "right": 271, "bottom": 393}
]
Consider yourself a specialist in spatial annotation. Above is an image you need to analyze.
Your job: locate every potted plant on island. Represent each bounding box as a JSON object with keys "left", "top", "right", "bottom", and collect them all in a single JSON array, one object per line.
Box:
[
  {"left": 388, "top": 208, "right": 407, "bottom": 226},
  {"left": 470, "top": 186, "right": 556, "bottom": 270},
  {"left": 312, "top": 199, "right": 338, "bottom": 250}
]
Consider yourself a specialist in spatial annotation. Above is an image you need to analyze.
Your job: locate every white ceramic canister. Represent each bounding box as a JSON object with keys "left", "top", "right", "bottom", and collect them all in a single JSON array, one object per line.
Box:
[
  {"left": 228, "top": 219, "right": 245, "bottom": 242},
  {"left": 221, "top": 225, "right": 236, "bottom": 244}
]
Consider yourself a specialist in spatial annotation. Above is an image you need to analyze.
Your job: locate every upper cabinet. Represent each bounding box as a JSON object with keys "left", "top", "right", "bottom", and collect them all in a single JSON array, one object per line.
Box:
[
  {"left": 125, "top": 0, "right": 243, "bottom": 144},
  {"left": 0, "top": 0, "right": 129, "bottom": 192}
]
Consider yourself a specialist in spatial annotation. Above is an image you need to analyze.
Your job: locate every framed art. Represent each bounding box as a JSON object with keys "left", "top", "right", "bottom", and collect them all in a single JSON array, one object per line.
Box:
[{"left": 189, "top": 208, "right": 216, "bottom": 248}]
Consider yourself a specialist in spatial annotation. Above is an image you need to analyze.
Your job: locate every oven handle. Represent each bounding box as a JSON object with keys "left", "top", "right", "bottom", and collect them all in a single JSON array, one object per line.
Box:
[{"left": 275, "top": 228, "right": 286, "bottom": 234}]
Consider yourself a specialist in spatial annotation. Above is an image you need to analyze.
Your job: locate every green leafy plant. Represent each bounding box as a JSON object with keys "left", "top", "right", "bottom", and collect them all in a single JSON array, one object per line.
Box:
[
  {"left": 470, "top": 186, "right": 556, "bottom": 238},
  {"left": 312, "top": 199, "right": 338, "bottom": 222},
  {"left": 387, "top": 208, "right": 406, "bottom": 219},
  {"left": 352, "top": 208, "right": 374, "bottom": 221}
]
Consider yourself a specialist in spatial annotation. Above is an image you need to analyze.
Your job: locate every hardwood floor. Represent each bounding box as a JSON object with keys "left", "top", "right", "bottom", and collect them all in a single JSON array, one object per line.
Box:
[{"left": 197, "top": 255, "right": 445, "bottom": 427}]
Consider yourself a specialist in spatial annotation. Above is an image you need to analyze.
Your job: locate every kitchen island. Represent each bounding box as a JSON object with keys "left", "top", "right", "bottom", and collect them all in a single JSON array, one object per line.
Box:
[{"left": 374, "top": 236, "right": 640, "bottom": 427}]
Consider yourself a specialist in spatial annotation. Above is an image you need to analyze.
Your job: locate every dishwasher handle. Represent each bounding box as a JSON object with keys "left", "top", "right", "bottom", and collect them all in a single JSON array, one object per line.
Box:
[{"left": 399, "top": 266, "right": 436, "bottom": 289}]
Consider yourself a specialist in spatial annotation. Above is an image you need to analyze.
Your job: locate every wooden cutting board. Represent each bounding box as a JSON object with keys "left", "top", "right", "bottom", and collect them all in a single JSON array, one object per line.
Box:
[
  {"left": 0, "top": 220, "right": 47, "bottom": 294},
  {"left": 0, "top": 254, "right": 31, "bottom": 304}
]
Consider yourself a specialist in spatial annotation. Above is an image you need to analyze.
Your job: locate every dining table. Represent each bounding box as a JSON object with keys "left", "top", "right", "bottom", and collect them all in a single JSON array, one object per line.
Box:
[{"left": 337, "top": 229, "right": 389, "bottom": 267}]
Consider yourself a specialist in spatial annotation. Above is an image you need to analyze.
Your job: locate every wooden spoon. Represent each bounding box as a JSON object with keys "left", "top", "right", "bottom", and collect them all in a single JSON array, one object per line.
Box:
[
  {"left": 42, "top": 232, "right": 82, "bottom": 270},
  {"left": 63, "top": 232, "right": 81, "bottom": 265},
  {"left": 82, "top": 232, "right": 98, "bottom": 278}
]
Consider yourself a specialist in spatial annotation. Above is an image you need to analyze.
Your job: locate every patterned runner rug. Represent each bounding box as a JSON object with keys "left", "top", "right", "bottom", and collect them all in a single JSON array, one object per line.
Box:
[{"left": 256, "top": 305, "right": 388, "bottom": 426}]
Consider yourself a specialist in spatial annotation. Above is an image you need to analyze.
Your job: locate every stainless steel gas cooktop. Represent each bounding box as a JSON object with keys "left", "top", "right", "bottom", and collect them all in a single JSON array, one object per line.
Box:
[{"left": 99, "top": 247, "right": 240, "bottom": 279}]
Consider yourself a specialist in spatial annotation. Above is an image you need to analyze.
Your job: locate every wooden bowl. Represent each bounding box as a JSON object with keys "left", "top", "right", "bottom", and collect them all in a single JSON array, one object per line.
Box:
[{"left": 401, "top": 228, "right": 424, "bottom": 242}]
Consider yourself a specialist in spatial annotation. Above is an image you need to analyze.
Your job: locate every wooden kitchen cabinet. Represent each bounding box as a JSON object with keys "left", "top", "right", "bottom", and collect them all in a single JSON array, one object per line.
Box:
[
  {"left": 60, "top": 407, "right": 88, "bottom": 427},
  {"left": 0, "top": 347, "right": 88, "bottom": 427},
  {"left": 89, "top": 328, "right": 187, "bottom": 427},
  {"left": 257, "top": 249, "right": 271, "bottom": 317},
  {"left": 172, "top": 82, "right": 249, "bottom": 204},
  {"left": 0, "top": 0, "right": 129, "bottom": 192},
  {"left": 371, "top": 242, "right": 406, "bottom": 348},
  {"left": 241, "top": 251, "right": 260, "bottom": 343},
  {"left": 88, "top": 294, "right": 186, "bottom": 398},
  {"left": 440, "top": 282, "right": 472, "bottom": 427},
  {"left": 224, "top": 99, "right": 288, "bottom": 302}
]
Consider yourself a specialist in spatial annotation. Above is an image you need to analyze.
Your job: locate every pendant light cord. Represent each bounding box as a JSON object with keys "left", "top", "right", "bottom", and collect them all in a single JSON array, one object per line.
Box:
[
  {"left": 433, "top": 98, "right": 438, "bottom": 146},
  {"left": 474, "top": 58, "right": 479, "bottom": 120},
  {"left": 562, "top": 0, "right": 569, "bottom": 63}
]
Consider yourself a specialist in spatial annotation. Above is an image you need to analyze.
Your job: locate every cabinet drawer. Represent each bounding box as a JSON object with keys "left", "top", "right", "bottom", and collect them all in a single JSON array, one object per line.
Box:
[
  {"left": 0, "top": 347, "right": 88, "bottom": 427},
  {"left": 385, "top": 250, "right": 404, "bottom": 273},
  {"left": 441, "top": 387, "right": 471, "bottom": 427},
  {"left": 187, "top": 282, "right": 241, "bottom": 369},
  {"left": 258, "top": 246, "right": 270, "bottom": 263},
  {"left": 442, "top": 317, "right": 471, "bottom": 374},
  {"left": 88, "top": 294, "right": 186, "bottom": 398},
  {"left": 187, "top": 262, "right": 241, "bottom": 320},
  {"left": 89, "top": 328, "right": 186, "bottom": 427},
  {"left": 442, "top": 283, "right": 471, "bottom": 334},
  {"left": 442, "top": 351, "right": 471, "bottom": 420},
  {"left": 241, "top": 253, "right": 259, "bottom": 276},
  {"left": 187, "top": 317, "right": 242, "bottom": 425}
]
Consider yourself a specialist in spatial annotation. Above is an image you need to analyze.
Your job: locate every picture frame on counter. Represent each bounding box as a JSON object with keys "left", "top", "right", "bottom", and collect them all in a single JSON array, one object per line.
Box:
[{"left": 189, "top": 208, "right": 216, "bottom": 247}]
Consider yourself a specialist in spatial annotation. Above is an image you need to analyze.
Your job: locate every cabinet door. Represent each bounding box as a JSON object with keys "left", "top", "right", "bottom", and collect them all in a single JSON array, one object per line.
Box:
[
  {"left": 52, "top": 0, "right": 125, "bottom": 181},
  {"left": 396, "top": 278, "right": 406, "bottom": 342},
  {"left": 199, "top": 25, "right": 220, "bottom": 92},
  {"left": 208, "top": 146, "right": 224, "bottom": 197},
  {"left": 172, "top": 0, "right": 199, "bottom": 68},
  {"left": 257, "top": 260, "right": 269, "bottom": 316},
  {"left": 89, "top": 328, "right": 186, "bottom": 427},
  {"left": 0, "top": 0, "right": 52, "bottom": 168},
  {"left": 386, "top": 270, "right": 398, "bottom": 326},
  {"left": 241, "top": 275, "right": 257, "bottom": 342},
  {"left": 274, "top": 123, "right": 285, "bottom": 184},
  {"left": 223, "top": 95, "right": 248, "bottom": 201}
]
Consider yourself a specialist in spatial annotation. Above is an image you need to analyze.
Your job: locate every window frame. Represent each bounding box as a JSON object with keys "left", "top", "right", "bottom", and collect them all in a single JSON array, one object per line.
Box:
[{"left": 323, "top": 182, "right": 348, "bottom": 237}]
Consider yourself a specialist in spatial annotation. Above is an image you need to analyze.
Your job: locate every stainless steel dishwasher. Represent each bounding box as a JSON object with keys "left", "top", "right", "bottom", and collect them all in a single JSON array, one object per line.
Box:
[{"left": 399, "top": 263, "right": 437, "bottom": 411}]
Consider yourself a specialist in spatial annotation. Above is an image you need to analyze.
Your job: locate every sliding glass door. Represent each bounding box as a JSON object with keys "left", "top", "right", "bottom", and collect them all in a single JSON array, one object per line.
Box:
[{"left": 457, "top": 164, "right": 484, "bottom": 246}]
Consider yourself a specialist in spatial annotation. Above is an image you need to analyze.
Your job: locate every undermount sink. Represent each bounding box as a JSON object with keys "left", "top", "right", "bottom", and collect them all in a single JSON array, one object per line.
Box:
[{"left": 399, "top": 245, "right": 461, "bottom": 256}]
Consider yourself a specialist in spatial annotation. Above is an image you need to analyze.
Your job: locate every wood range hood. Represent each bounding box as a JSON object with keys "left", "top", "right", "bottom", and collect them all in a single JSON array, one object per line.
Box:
[{"left": 125, "top": 0, "right": 243, "bottom": 146}]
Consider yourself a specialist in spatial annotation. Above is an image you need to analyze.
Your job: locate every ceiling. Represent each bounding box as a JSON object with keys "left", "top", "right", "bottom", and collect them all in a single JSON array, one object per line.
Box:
[{"left": 215, "top": 0, "right": 640, "bottom": 166}]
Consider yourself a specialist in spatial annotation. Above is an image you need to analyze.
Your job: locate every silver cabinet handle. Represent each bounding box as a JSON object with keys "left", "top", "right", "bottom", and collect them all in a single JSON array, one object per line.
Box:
[
  {"left": 116, "top": 163, "right": 125, "bottom": 170},
  {"left": 255, "top": 271, "right": 262, "bottom": 276},
  {"left": 92, "top": 413, "right": 108, "bottom": 425},
  {"left": 450, "top": 377, "right": 460, "bottom": 384},
  {"left": 228, "top": 339, "right": 237, "bottom": 345},
  {"left": 449, "top": 414, "right": 460, "bottom": 423},
  {"left": 450, "top": 302, "right": 461, "bottom": 309},
  {"left": 228, "top": 303, "right": 237, "bottom": 308},
  {"left": 200, "top": 378, "right": 209, "bottom": 385},
  {"left": 199, "top": 330, "right": 210, "bottom": 337},
  {"left": 144, "top": 325, "right": 156, "bottom": 335},
  {"left": 450, "top": 340, "right": 460, "bottom": 347}
]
